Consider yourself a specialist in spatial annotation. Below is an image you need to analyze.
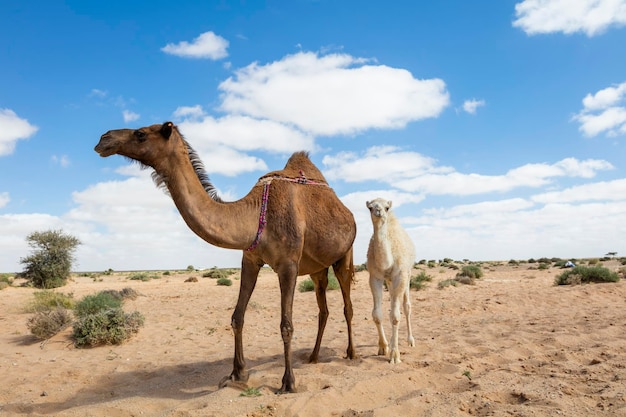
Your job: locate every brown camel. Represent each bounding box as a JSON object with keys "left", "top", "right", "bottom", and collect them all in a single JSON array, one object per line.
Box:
[{"left": 94, "top": 121, "right": 357, "bottom": 393}]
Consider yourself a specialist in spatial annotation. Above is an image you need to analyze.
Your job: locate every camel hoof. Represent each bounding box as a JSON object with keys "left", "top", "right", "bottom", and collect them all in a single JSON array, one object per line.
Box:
[
  {"left": 377, "top": 346, "right": 388, "bottom": 356},
  {"left": 218, "top": 370, "right": 249, "bottom": 389},
  {"left": 389, "top": 349, "right": 401, "bottom": 364},
  {"left": 408, "top": 336, "right": 415, "bottom": 347}
]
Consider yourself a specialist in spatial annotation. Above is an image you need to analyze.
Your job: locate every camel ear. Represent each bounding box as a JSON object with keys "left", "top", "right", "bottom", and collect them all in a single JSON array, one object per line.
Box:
[
  {"left": 366, "top": 201, "right": 372, "bottom": 209},
  {"left": 161, "top": 122, "right": 174, "bottom": 139},
  {"left": 387, "top": 200, "right": 393, "bottom": 209}
]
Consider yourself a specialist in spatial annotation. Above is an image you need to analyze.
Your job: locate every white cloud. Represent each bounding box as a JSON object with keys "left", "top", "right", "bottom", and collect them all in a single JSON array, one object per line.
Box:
[
  {"left": 0, "top": 109, "right": 38, "bottom": 156},
  {"left": 218, "top": 51, "right": 450, "bottom": 136},
  {"left": 513, "top": 0, "right": 626, "bottom": 36},
  {"left": 0, "top": 192, "right": 9, "bottom": 208},
  {"left": 89, "top": 89, "right": 108, "bottom": 98},
  {"left": 173, "top": 105, "right": 206, "bottom": 120},
  {"left": 323, "top": 146, "right": 451, "bottom": 183},
  {"left": 51, "top": 155, "right": 70, "bottom": 167},
  {"left": 123, "top": 110, "right": 140, "bottom": 123},
  {"left": 462, "top": 99, "right": 485, "bottom": 114},
  {"left": 161, "top": 31, "right": 229, "bottom": 59},
  {"left": 573, "top": 81, "right": 626, "bottom": 137},
  {"left": 179, "top": 114, "right": 315, "bottom": 155},
  {"left": 532, "top": 178, "right": 626, "bottom": 203},
  {"left": 323, "top": 146, "right": 613, "bottom": 195}
]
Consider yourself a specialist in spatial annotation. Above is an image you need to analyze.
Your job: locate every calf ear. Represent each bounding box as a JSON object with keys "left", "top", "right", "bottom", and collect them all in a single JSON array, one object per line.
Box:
[{"left": 161, "top": 121, "right": 174, "bottom": 139}]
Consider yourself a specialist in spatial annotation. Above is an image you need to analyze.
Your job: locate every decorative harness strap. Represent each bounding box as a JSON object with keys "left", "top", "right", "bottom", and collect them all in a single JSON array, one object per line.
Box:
[{"left": 246, "top": 170, "right": 329, "bottom": 251}]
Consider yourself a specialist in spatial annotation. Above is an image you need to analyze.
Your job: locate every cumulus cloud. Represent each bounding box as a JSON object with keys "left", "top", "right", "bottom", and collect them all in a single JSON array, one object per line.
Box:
[
  {"left": 161, "top": 31, "right": 229, "bottom": 59},
  {"left": 0, "top": 109, "right": 38, "bottom": 156},
  {"left": 462, "top": 99, "right": 486, "bottom": 114},
  {"left": 178, "top": 113, "right": 315, "bottom": 154},
  {"left": 218, "top": 51, "right": 450, "bottom": 136},
  {"left": 123, "top": 110, "right": 140, "bottom": 123},
  {"left": 513, "top": 0, "right": 626, "bottom": 36},
  {"left": 323, "top": 146, "right": 613, "bottom": 195},
  {"left": 573, "top": 81, "right": 626, "bottom": 137}
]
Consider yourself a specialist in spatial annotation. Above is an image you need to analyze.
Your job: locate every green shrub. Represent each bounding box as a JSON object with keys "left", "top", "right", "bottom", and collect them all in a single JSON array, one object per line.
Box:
[
  {"left": 26, "top": 290, "right": 75, "bottom": 313},
  {"left": 127, "top": 272, "right": 159, "bottom": 281},
  {"left": 410, "top": 270, "right": 432, "bottom": 290},
  {"left": 587, "top": 258, "right": 599, "bottom": 265},
  {"left": 73, "top": 308, "right": 144, "bottom": 347},
  {"left": 355, "top": 263, "right": 368, "bottom": 272},
  {"left": 74, "top": 292, "right": 122, "bottom": 318},
  {"left": 99, "top": 288, "right": 139, "bottom": 301},
  {"left": 27, "top": 307, "right": 73, "bottom": 340},
  {"left": 555, "top": 265, "right": 620, "bottom": 285},
  {"left": 298, "top": 270, "right": 340, "bottom": 292},
  {"left": 202, "top": 268, "right": 228, "bottom": 279},
  {"left": 458, "top": 265, "right": 483, "bottom": 280},
  {"left": 217, "top": 277, "right": 232, "bottom": 286},
  {"left": 19, "top": 229, "right": 81, "bottom": 289},
  {"left": 538, "top": 263, "right": 550, "bottom": 270}
]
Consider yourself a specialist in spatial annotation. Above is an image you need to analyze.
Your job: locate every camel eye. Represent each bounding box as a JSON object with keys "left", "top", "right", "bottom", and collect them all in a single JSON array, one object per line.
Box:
[{"left": 134, "top": 130, "right": 147, "bottom": 142}]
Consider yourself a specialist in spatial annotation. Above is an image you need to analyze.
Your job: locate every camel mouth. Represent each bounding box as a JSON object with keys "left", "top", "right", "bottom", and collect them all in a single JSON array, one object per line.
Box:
[{"left": 94, "top": 143, "right": 117, "bottom": 157}]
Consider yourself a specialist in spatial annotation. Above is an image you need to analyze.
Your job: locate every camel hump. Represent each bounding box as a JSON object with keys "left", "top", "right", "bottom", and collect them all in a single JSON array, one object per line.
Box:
[{"left": 262, "top": 151, "right": 327, "bottom": 183}]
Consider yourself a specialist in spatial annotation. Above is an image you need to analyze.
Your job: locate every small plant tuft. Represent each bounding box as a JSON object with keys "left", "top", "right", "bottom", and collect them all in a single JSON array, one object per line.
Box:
[{"left": 410, "top": 270, "right": 432, "bottom": 290}]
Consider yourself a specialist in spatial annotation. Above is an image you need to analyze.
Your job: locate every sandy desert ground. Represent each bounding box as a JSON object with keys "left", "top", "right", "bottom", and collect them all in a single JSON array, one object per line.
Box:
[{"left": 1, "top": 260, "right": 626, "bottom": 417}]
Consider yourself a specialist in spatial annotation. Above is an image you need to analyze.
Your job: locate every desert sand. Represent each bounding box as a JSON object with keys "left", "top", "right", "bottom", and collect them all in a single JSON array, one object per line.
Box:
[{"left": 1, "top": 260, "right": 626, "bottom": 417}]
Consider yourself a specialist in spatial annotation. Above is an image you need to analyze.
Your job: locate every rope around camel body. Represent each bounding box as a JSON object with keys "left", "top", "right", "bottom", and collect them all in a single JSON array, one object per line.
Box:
[{"left": 246, "top": 170, "right": 329, "bottom": 251}]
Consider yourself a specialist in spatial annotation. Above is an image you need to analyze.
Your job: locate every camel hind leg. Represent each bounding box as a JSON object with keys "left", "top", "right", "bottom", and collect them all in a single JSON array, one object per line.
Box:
[
  {"left": 333, "top": 249, "right": 357, "bottom": 360},
  {"left": 308, "top": 268, "right": 329, "bottom": 363}
]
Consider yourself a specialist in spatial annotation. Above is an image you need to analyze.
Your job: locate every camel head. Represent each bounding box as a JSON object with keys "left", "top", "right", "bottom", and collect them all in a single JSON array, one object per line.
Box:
[
  {"left": 95, "top": 121, "right": 180, "bottom": 168},
  {"left": 366, "top": 198, "right": 392, "bottom": 224}
]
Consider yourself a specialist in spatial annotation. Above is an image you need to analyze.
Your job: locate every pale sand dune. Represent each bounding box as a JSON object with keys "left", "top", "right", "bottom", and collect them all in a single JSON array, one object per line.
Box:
[{"left": 1, "top": 261, "right": 625, "bottom": 416}]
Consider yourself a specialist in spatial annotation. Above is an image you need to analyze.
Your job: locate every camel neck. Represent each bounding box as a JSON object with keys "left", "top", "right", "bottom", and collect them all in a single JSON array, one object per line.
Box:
[
  {"left": 372, "top": 221, "right": 395, "bottom": 271},
  {"left": 156, "top": 152, "right": 260, "bottom": 250}
]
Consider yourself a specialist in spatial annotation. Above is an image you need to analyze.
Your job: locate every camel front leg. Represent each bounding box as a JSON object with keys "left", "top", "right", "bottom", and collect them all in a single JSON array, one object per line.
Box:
[
  {"left": 369, "top": 275, "right": 388, "bottom": 357},
  {"left": 219, "top": 257, "right": 260, "bottom": 388},
  {"left": 388, "top": 278, "right": 403, "bottom": 364},
  {"left": 277, "top": 263, "right": 298, "bottom": 393},
  {"left": 403, "top": 281, "right": 415, "bottom": 347},
  {"left": 309, "top": 268, "right": 329, "bottom": 363}
]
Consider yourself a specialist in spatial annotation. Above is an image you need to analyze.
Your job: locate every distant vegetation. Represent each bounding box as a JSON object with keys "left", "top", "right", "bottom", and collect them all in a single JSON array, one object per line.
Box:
[{"left": 555, "top": 265, "right": 620, "bottom": 286}]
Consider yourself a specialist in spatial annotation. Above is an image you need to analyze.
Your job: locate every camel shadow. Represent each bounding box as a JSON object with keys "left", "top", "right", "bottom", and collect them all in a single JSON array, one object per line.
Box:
[
  {"left": 5, "top": 347, "right": 344, "bottom": 415},
  {"left": 5, "top": 355, "right": 277, "bottom": 415}
]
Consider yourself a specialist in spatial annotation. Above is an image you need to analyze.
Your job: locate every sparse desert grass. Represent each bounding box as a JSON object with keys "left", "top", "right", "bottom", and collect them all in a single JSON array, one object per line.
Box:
[
  {"left": 438, "top": 279, "right": 458, "bottom": 289},
  {"left": 1, "top": 273, "right": 14, "bottom": 289},
  {"left": 25, "top": 290, "right": 75, "bottom": 313},
  {"left": 410, "top": 270, "right": 432, "bottom": 290},
  {"left": 555, "top": 265, "right": 620, "bottom": 285},
  {"left": 27, "top": 307, "right": 73, "bottom": 340},
  {"left": 298, "top": 270, "right": 340, "bottom": 292}
]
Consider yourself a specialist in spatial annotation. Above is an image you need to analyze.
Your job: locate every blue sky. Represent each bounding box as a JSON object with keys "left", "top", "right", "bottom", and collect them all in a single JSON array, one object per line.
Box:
[{"left": 1, "top": 0, "right": 626, "bottom": 272}]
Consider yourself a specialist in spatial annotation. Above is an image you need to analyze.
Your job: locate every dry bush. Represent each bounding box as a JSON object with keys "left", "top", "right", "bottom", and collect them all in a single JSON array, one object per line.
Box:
[{"left": 27, "top": 307, "right": 73, "bottom": 340}]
